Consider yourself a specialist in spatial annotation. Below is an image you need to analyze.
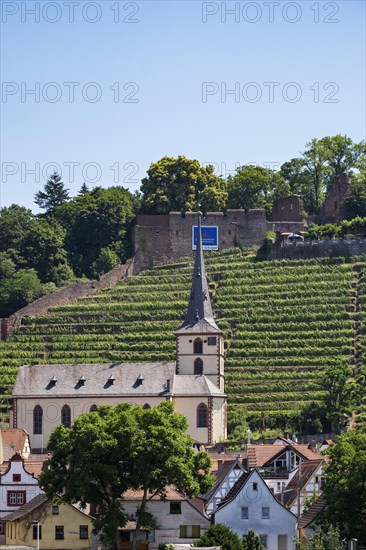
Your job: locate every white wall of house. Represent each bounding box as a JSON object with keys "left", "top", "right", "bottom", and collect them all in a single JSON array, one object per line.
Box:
[
  {"left": 123, "top": 498, "right": 209, "bottom": 550},
  {"left": 214, "top": 470, "right": 297, "bottom": 550},
  {"left": 0, "top": 455, "right": 43, "bottom": 542}
]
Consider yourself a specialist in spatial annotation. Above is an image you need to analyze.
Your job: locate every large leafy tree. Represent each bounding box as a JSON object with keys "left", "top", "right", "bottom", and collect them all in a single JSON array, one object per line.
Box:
[
  {"left": 39, "top": 402, "right": 213, "bottom": 550},
  {"left": 193, "top": 523, "right": 244, "bottom": 550},
  {"left": 55, "top": 186, "right": 136, "bottom": 277},
  {"left": 227, "top": 165, "right": 290, "bottom": 213},
  {"left": 280, "top": 158, "right": 316, "bottom": 214},
  {"left": 34, "top": 172, "right": 70, "bottom": 213},
  {"left": 0, "top": 204, "right": 35, "bottom": 266},
  {"left": 323, "top": 429, "right": 366, "bottom": 539},
  {"left": 321, "top": 358, "right": 355, "bottom": 431},
  {"left": 140, "top": 156, "right": 227, "bottom": 214}
]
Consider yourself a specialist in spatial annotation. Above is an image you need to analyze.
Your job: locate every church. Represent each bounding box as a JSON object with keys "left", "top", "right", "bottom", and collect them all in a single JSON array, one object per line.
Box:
[{"left": 10, "top": 214, "right": 227, "bottom": 450}]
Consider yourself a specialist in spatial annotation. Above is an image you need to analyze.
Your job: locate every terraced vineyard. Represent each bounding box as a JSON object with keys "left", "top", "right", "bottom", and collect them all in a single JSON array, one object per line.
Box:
[{"left": 0, "top": 249, "right": 364, "bottom": 429}]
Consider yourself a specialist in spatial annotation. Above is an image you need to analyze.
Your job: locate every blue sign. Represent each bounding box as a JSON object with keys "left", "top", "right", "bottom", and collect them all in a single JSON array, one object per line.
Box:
[{"left": 192, "top": 226, "right": 218, "bottom": 250}]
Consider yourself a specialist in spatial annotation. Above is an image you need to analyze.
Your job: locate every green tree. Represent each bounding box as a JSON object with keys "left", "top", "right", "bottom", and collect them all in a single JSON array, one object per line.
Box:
[
  {"left": 301, "top": 138, "right": 329, "bottom": 211},
  {"left": 140, "top": 156, "right": 227, "bottom": 214},
  {"left": 227, "top": 165, "right": 290, "bottom": 213},
  {"left": 20, "top": 218, "right": 73, "bottom": 285},
  {"left": 345, "top": 170, "right": 366, "bottom": 219},
  {"left": 280, "top": 158, "right": 315, "bottom": 213},
  {"left": 323, "top": 429, "right": 366, "bottom": 539},
  {"left": 227, "top": 404, "right": 249, "bottom": 441},
  {"left": 319, "top": 135, "right": 365, "bottom": 189},
  {"left": 91, "top": 247, "right": 119, "bottom": 278},
  {"left": 242, "top": 529, "right": 264, "bottom": 550},
  {"left": 193, "top": 524, "right": 244, "bottom": 550},
  {"left": 321, "top": 358, "right": 354, "bottom": 431},
  {"left": 300, "top": 525, "right": 344, "bottom": 550},
  {"left": 34, "top": 172, "right": 70, "bottom": 213},
  {"left": 0, "top": 205, "right": 35, "bottom": 266},
  {"left": 55, "top": 186, "right": 136, "bottom": 277},
  {"left": 40, "top": 402, "right": 213, "bottom": 550}
]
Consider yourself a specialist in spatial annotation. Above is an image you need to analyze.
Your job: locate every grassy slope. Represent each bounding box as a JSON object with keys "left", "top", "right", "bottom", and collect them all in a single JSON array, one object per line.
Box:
[{"left": 0, "top": 248, "right": 364, "bottom": 427}]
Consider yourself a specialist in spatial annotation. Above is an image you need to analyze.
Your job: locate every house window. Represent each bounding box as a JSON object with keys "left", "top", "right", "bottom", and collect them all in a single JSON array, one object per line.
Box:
[
  {"left": 179, "top": 525, "right": 201, "bottom": 538},
  {"left": 143, "top": 403, "right": 151, "bottom": 410},
  {"left": 170, "top": 501, "right": 181, "bottom": 514},
  {"left": 278, "top": 534, "right": 288, "bottom": 550},
  {"left": 193, "top": 338, "right": 203, "bottom": 354},
  {"left": 241, "top": 506, "right": 249, "bottom": 519},
  {"left": 259, "top": 535, "right": 268, "bottom": 549},
  {"left": 89, "top": 404, "right": 98, "bottom": 412},
  {"left": 55, "top": 526, "right": 64, "bottom": 540},
  {"left": 52, "top": 505, "right": 59, "bottom": 515},
  {"left": 33, "top": 405, "right": 43, "bottom": 434},
  {"left": 61, "top": 405, "right": 71, "bottom": 428},
  {"left": 33, "top": 525, "right": 42, "bottom": 540},
  {"left": 253, "top": 482, "right": 258, "bottom": 491},
  {"left": 7, "top": 491, "right": 26, "bottom": 506},
  {"left": 80, "top": 525, "right": 89, "bottom": 539},
  {"left": 13, "top": 474, "right": 21, "bottom": 482},
  {"left": 194, "top": 358, "right": 203, "bottom": 375},
  {"left": 207, "top": 336, "right": 217, "bottom": 346},
  {"left": 262, "top": 507, "right": 270, "bottom": 519},
  {"left": 197, "top": 403, "right": 208, "bottom": 428}
]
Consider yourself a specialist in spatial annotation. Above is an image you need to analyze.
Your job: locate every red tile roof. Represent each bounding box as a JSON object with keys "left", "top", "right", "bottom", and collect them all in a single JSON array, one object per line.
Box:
[
  {"left": 247, "top": 444, "right": 320, "bottom": 468},
  {"left": 298, "top": 493, "right": 326, "bottom": 528},
  {"left": 1, "top": 429, "right": 29, "bottom": 454},
  {"left": 283, "top": 459, "right": 324, "bottom": 507}
]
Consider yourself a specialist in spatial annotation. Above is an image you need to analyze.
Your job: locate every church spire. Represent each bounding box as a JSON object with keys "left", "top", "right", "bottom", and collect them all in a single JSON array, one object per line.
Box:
[{"left": 176, "top": 212, "right": 221, "bottom": 333}]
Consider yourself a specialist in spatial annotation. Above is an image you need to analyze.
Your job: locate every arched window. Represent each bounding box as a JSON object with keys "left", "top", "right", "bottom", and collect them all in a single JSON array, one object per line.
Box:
[
  {"left": 143, "top": 403, "right": 151, "bottom": 410},
  {"left": 197, "top": 403, "right": 208, "bottom": 428},
  {"left": 33, "top": 405, "right": 43, "bottom": 435},
  {"left": 61, "top": 405, "right": 71, "bottom": 428},
  {"left": 194, "top": 358, "right": 203, "bottom": 375},
  {"left": 90, "top": 404, "right": 98, "bottom": 412},
  {"left": 193, "top": 338, "right": 203, "bottom": 354}
]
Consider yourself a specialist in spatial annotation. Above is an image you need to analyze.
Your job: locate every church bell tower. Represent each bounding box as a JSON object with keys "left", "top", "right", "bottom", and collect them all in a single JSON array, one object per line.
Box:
[{"left": 174, "top": 213, "right": 224, "bottom": 391}]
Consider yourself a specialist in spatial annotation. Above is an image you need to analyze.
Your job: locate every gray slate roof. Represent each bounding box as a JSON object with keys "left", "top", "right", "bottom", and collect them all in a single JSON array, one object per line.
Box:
[
  {"left": 175, "top": 212, "right": 221, "bottom": 335},
  {"left": 4, "top": 494, "right": 47, "bottom": 521},
  {"left": 13, "top": 363, "right": 224, "bottom": 398}
]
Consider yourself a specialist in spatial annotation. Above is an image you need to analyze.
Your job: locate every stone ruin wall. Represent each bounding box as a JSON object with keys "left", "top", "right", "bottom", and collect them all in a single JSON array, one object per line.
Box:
[{"left": 133, "top": 204, "right": 305, "bottom": 271}]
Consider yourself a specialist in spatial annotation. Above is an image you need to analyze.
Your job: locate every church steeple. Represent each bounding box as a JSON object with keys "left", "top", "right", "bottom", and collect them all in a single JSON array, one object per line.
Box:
[{"left": 176, "top": 212, "right": 221, "bottom": 333}]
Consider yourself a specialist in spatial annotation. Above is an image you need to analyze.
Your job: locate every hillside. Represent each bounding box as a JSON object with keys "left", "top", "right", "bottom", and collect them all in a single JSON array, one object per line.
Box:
[{"left": 1, "top": 248, "right": 365, "bottom": 430}]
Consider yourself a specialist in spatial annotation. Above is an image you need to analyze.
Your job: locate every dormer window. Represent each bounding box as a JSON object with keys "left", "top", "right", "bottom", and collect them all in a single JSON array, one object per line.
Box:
[
  {"left": 136, "top": 374, "right": 144, "bottom": 385},
  {"left": 78, "top": 375, "right": 86, "bottom": 386},
  {"left": 108, "top": 375, "right": 115, "bottom": 385},
  {"left": 50, "top": 376, "right": 57, "bottom": 386}
]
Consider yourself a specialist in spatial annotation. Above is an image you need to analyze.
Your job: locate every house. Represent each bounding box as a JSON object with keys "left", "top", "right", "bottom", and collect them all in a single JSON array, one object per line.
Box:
[
  {"left": 0, "top": 428, "right": 31, "bottom": 458},
  {"left": 4, "top": 493, "right": 94, "bottom": 549},
  {"left": 122, "top": 486, "right": 210, "bottom": 549},
  {"left": 204, "top": 457, "right": 246, "bottom": 515},
  {"left": 11, "top": 213, "right": 227, "bottom": 450},
  {"left": 0, "top": 452, "right": 46, "bottom": 543},
  {"left": 213, "top": 469, "right": 297, "bottom": 550},
  {"left": 283, "top": 459, "right": 325, "bottom": 515},
  {"left": 246, "top": 442, "right": 321, "bottom": 495}
]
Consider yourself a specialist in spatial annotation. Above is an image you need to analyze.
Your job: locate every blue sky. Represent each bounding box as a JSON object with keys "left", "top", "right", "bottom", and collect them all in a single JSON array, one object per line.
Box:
[{"left": 1, "top": 0, "right": 365, "bottom": 211}]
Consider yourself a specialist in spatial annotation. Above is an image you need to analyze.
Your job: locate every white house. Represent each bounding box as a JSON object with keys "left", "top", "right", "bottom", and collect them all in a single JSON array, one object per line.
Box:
[
  {"left": 122, "top": 486, "right": 210, "bottom": 549},
  {"left": 11, "top": 213, "right": 227, "bottom": 450},
  {"left": 0, "top": 453, "right": 44, "bottom": 543},
  {"left": 213, "top": 469, "right": 297, "bottom": 550}
]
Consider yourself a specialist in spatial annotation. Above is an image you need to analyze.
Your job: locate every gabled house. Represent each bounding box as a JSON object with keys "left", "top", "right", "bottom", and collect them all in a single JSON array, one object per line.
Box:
[
  {"left": 246, "top": 443, "right": 321, "bottom": 495},
  {"left": 0, "top": 452, "right": 46, "bottom": 543},
  {"left": 204, "top": 458, "right": 246, "bottom": 515},
  {"left": 122, "top": 486, "right": 210, "bottom": 549},
  {"left": 213, "top": 469, "right": 297, "bottom": 550},
  {"left": 0, "top": 429, "right": 31, "bottom": 458},
  {"left": 283, "top": 459, "right": 325, "bottom": 515},
  {"left": 4, "top": 493, "right": 94, "bottom": 550}
]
